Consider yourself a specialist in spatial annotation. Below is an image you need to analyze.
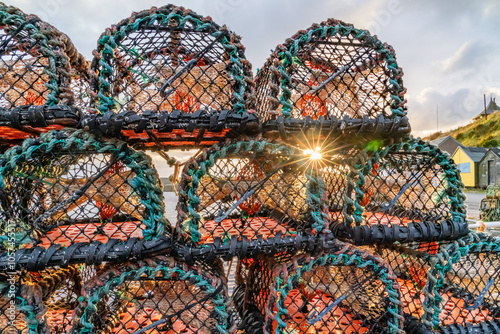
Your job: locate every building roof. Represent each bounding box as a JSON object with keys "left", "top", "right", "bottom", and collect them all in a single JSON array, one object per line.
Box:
[
  {"left": 454, "top": 146, "right": 488, "bottom": 162},
  {"left": 475, "top": 97, "right": 500, "bottom": 119},
  {"left": 430, "top": 136, "right": 450, "bottom": 146},
  {"left": 430, "top": 135, "right": 462, "bottom": 147},
  {"left": 485, "top": 147, "right": 500, "bottom": 159}
]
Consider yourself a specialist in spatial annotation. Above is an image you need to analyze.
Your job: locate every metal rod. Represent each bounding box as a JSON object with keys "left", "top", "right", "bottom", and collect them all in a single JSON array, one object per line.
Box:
[
  {"left": 484, "top": 94, "right": 488, "bottom": 120},
  {"left": 311, "top": 52, "right": 370, "bottom": 93},
  {"left": 159, "top": 32, "right": 227, "bottom": 97}
]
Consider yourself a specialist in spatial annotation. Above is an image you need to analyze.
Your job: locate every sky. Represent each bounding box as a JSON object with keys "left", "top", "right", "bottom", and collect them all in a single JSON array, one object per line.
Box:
[{"left": 6, "top": 0, "right": 500, "bottom": 175}]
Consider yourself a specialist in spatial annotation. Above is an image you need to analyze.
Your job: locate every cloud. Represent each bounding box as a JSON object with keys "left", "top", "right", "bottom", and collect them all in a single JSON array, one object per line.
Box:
[
  {"left": 440, "top": 40, "right": 494, "bottom": 74},
  {"left": 407, "top": 87, "right": 480, "bottom": 136}
]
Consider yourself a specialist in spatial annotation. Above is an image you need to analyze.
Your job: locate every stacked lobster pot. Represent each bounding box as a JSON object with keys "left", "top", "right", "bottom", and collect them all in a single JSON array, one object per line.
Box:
[
  {"left": 0, "top": 2, "right": 495, "bottom": 334},
  {"left": 0, "top": 4, "right": 234, "bottom": 334},
  {"left": 0, "top": 3, "right": 85, "bottom": 150}
]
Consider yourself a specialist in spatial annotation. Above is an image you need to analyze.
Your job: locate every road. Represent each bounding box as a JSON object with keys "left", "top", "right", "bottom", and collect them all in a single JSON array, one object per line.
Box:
[
  {"left": 163, "top": 192, "right": 178, "bottom": 225},
  {"left": 464, "top": 192, "right": 483, "bottom": 220}
]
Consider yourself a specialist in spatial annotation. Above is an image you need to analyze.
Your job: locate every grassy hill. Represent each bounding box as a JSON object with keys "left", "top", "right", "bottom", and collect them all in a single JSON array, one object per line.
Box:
[{"left": 425, "top": 111, "right": 500, "bottom": 147}]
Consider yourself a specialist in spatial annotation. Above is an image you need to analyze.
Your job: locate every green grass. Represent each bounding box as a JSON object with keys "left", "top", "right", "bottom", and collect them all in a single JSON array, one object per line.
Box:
[{"left": 426, "top": 111, "right": 500, "bottom": 147}]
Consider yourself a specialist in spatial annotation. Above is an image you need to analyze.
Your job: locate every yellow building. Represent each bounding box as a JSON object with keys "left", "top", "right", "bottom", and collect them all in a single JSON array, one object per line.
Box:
[{"left": 451, "top": 146, "right": 487, "bottom": 188}]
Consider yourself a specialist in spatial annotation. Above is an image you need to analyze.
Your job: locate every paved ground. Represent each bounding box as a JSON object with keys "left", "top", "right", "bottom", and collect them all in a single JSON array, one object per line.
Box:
[
  {"left": 464, "top": 192, "right": 500, "bottom": 235},
  {"left": 464, "top": 192, "right": 483, "bottom": 220},
  {"left": 163, "top": 192, "right": 178, "bottom": 225}
]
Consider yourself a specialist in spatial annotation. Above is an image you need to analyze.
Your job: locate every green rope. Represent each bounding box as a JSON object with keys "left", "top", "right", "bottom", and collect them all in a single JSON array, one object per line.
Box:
[{"left": 305, "top": 167, "right": 329, "bottom": 232}]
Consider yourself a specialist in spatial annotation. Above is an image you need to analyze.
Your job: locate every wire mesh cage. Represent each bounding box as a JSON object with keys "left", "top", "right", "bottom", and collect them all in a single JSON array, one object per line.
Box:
[
  {"left": 262, "top": 242, "right": 403, "bottom": 334},
  {"left": 72, "top": 256, "right": 233, "bottom": 334},
  {"left": 374, "top": 232, "right": 500, "bottom": 333},
  {"left": 254, "top": 18, "right": 406, "bottom": 124},
  {"left": 176, "top": 139, "right": 329, "bottom": 246},
  {"left": 231, "top": 252, "right": 306, "bottom": 334},
  {"left": 0, "top": 264, "right": 96, "bottom": 333},
  {"left": 332, "top": 138, "right": 468, "bottom": 245},
  {"left": 0, "top": 130, "right": 169, "bottom": 254},
  {"left": 0, "top": 3, "right": 87, "bottom": 146},
  {"left": 88, "top": 5, "right": 255, "bottom": 148},
  {"left": 428, "top": 233, "right": 500, "bottom": 332}
]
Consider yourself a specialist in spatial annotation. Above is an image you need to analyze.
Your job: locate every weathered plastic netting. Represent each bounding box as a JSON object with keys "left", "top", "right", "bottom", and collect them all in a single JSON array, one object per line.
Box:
[
  {"left": 0, "top": 130, "right": 169, "bottom": 254},
  {"left": 0, "top": 264, "right": 96, "bottom": 333},
  {"left": 260, "top": 242, "right": 403, "bottom": 334},
  {"left": 254, "top": 18, "right": 405, "bottom": 122},
  {"left": 374, "top": 232, "right": 500, "bottom": 332},
  {"left": 176, "top": 139, "right": 329, "bottom": 246},
  {"left": 330, "top": 138, "right": 468, "bottom": 245},
  {"left": 72, "top": 256, "right": 232, "bottom": 334},
  {"left": 0, "top": 3, "right": 88, "bottom": 145}
]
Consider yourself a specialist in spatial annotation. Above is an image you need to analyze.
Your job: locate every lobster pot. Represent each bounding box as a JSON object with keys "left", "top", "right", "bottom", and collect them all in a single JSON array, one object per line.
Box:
[
  {"left": 334, "top": 138, "right": 468, "bottom": 245},
  {"left": 176, "top": 139, "right": 329, "bottom": 246},
  {"left": 374, "top": 233, "right": 500, "bottom": 332},
  {"left": 479, "top": 185, "right": 500, "bottom": 222},
  {"left": 263, "top": 242, "right": 403, "bottom": 334},
  {"left": 0, "top": 4, "right": 87, "bottom": 146},
  {"left": 427, "top": 233, "right": 500, "bottom": 332},
  {"left": 72, "top": 256, "right": 232, "bottom": 334},
  {"left": 89, "top": 4, "right": 255, "bottom": 149},
  {"left": 255, "top": 19, "right": 406, "bottom": 124},
  {"left": 0, "top": 130, "right": 169, "bottom": 254},
  {"left": 0, "top": 265, "right": 95, "bottom": 333}
]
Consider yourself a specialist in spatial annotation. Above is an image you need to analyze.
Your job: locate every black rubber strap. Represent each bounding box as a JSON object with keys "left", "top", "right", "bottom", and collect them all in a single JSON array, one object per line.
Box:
[{"left": 27, "top": 105, "right": 48, "bottom": 127}]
